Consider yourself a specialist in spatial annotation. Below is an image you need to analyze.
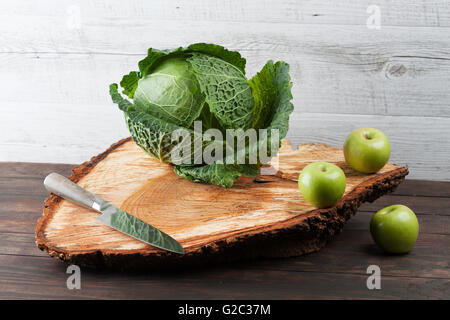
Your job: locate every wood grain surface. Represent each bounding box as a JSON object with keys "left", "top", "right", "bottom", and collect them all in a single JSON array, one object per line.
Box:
[
  {"left": 35, "top": 138, "right": 408, "bottom": 269},
  {"left": 0, "top": 162, "right": 449, "bottom": 299},
  {"left": 0, "top": 1, "right": 449, "bottom": 180}
]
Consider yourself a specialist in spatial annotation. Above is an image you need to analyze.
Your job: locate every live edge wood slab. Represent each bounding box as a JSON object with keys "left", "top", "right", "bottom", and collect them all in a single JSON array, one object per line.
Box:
[{"left": 36, "top": 138, "right": 408, "bottom": 270}]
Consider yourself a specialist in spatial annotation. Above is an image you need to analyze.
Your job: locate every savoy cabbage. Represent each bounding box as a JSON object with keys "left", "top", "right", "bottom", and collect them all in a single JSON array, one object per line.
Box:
[{"left": 110, "top": 43, "right": 294, "bottom": 188}]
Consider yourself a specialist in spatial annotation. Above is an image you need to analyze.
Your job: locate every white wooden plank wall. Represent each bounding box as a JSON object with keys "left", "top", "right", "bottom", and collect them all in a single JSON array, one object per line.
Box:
[{"left": 0, "top": 1, "right": 449, "bottom": 180}]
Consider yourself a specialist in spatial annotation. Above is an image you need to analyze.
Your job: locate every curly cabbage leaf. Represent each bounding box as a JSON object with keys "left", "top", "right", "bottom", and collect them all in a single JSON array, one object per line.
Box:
[{"left": 188, "top": 53, "right": 254, "bottom": 130}]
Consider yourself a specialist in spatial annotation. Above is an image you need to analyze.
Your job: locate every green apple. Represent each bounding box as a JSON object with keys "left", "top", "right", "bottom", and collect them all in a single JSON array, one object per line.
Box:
[
  {"left": 370, "top": 205, "right": 419, "bottom": 254},
  {"left": 298, "top": 161, "right": 346, "bottom": 209},
  {"left": 344, "top": 128, "right": 391, "bottom": 173}
]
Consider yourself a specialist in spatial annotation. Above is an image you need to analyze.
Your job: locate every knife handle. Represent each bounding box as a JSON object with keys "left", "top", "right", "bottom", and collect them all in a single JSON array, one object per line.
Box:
[{"left": 44, "top": 172, "right": 103, "bottom": 211}]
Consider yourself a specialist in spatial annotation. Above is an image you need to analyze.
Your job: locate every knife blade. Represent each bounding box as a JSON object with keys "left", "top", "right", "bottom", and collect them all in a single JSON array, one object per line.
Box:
[{"left": 43, "top": 172, "right": 184, "bottom": 254}]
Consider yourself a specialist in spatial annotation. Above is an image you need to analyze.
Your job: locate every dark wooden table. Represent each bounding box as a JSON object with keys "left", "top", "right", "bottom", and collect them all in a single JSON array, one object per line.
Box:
[{"left": 1, "top": 162, "right": 449, "bottom": 299}]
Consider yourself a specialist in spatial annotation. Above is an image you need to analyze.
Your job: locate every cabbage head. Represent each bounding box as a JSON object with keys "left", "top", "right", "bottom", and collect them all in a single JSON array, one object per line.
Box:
[{"left": 110, "top": 43, "right": 294, "bottom": 188}]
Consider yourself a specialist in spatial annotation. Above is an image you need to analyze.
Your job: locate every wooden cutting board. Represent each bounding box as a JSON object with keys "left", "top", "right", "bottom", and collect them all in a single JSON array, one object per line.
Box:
[{"left": 36, "top": 138, "right": 408, "bottom": 270}]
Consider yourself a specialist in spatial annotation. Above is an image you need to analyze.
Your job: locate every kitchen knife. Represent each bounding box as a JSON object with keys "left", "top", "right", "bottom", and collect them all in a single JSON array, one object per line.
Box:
[{"left": 43, "top": 172, "right": 185, "bottom": 254}]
